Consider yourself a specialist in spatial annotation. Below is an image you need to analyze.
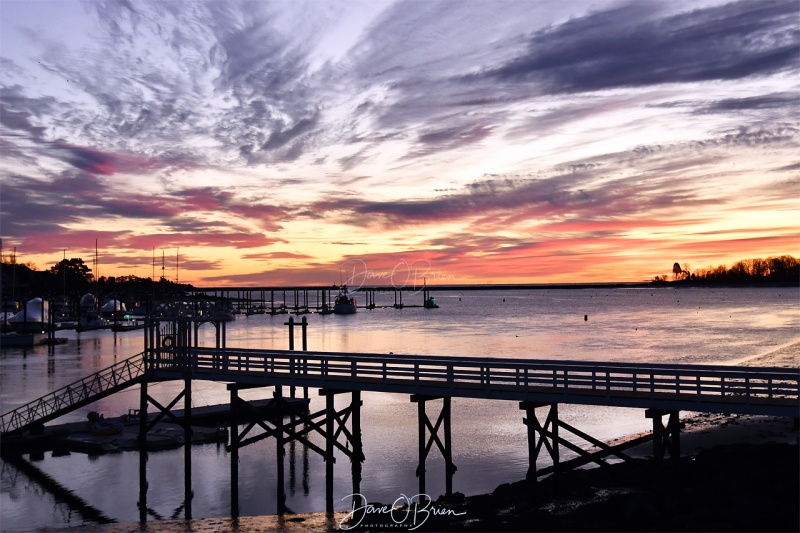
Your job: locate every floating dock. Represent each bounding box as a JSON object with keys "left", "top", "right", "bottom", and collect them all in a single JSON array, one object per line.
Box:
[{"left": 0, "top": 397, "right": 309, "bottom": 455}]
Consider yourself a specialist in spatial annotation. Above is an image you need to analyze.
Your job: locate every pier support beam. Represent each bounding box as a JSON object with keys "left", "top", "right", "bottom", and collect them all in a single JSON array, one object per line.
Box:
[
  {"left": 646, "top": 409, "right": 681, "bottom": 460},
  {"left": 520, "top": 402, "right": 654, "bottom": 480},
  {"left": 411, "top": 395, "right": 457, "bottom": 497},
  {"left": 520, "top": 402, "right": 559, "bottom": 481},
  {"left": 275, "top": 386, "right": 287, "bottom": 515},
  {"left": 325, "top": 392, "right": 334, "bottom": 515},
  {"left": 319, "top": 389, "right": 365, "bottom": 515},
  {"left": 138, "top": 380, "right": 148, "bottom": 523},
  {"left": 136, "top": 378, "right": 194, "bottom": 522},
  {"left": 229, "top": 387, "right": 239, "bottom": 519},
  {"left": 227, "top": 385, "right": 362, "bottom": 518},
  {"left": 184, "top": 377, "right": 192, "bottom": 519}
]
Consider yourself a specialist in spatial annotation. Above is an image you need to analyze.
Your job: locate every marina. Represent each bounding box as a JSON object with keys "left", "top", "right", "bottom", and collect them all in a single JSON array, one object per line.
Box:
[{"left": 0, "top": 285, "right": 443, "bottom": 338}]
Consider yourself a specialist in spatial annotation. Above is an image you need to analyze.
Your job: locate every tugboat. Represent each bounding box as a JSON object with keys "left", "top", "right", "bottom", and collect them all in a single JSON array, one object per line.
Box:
[
  {"left": 333, "top": 285, "right": 357, "bottom": 314},
  {"left": 423, "top": 296, "right": 439, "bottom": 308}
]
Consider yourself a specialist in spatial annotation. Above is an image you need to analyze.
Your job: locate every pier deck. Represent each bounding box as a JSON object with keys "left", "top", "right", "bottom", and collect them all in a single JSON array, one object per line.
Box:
[{"left": 148, "top": 348, "right": 799, "bottom": 418}]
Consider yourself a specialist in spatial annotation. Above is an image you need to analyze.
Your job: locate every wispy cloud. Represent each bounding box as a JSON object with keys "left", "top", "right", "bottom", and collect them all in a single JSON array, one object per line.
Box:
[
  {"left": 485, "top": 0, "right": 798, "bottom": 92},
  {"left": 1, "top": 0, "right": 797, "bottom": 283}
]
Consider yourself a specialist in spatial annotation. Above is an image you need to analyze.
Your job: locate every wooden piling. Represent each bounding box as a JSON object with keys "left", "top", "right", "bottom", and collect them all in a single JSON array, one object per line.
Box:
[{"left": 229, "top": 388, "right": 239, "bottom": 519}]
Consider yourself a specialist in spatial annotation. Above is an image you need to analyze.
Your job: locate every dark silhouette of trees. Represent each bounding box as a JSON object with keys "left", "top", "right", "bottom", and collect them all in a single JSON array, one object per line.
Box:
[
  {"left": 672, "top": 262, "right": 682, "bottom": 280},
  {"left": 49, "top": 258, "right": 93, "bottom": 294},
  {"left": 657, "top": 255, "right": 799, "bottom": 285}
]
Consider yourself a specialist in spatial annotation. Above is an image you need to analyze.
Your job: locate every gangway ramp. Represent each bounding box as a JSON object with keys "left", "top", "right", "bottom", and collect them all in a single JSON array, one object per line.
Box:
[{"left": 0, "top": 353, "right": 146, "bottom": 436}]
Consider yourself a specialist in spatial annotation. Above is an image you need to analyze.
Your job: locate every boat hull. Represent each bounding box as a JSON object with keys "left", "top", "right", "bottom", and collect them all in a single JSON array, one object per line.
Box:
[{"left": 333, "top": 303, "right": 357, "bottom": 314}]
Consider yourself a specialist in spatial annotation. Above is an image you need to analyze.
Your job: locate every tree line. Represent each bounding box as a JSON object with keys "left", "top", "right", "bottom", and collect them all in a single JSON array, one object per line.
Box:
[
  {"left": 653, "top": 255, "right": 799, "bottom": 285},
  {"left": 1, "top": 256, "right": 192, "bottom": 306}
]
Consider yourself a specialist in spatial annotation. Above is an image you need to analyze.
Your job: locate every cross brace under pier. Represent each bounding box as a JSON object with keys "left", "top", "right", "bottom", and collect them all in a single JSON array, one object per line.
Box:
[
  {"left": 519, "top": 402, "right": 681, "bottom": 480},
  {"left": 228, "top": 385, "right": 363, "bottom": 517},
  {"left": 412, "top": 395, "right": 457, "bottom": 497},
  {"left": 138, "top": 378, "right": 194, "bottom": 522}
]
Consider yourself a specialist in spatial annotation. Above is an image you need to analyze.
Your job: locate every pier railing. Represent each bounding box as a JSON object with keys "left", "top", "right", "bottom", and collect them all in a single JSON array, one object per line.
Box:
[
  {"left": 0, "top": 353, "right": 146, "bottom": 435},
  {"left": 147, "top": 348, "right": 800, "bottom": 417}
]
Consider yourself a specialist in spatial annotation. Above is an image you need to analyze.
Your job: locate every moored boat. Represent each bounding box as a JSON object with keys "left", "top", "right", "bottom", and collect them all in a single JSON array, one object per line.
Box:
[
  {"left": 424, "top": 296, "right": 439, "bottom": 308},
  {"left": 333, "top": 286, "right": 357, "bottom": 314},
  {"left": 76, "top": 311, "right": 109, "bottom": 331},
  {"left": 8, "top": 298, "right": 51, "bottom": 332},
  {"left": 110, "top": 317, "right": 145, "bottom": 331}
]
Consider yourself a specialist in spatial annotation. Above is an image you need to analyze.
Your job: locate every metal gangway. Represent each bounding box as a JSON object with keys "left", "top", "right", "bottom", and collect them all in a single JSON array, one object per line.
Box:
[{"left": 0, "top": 353, "right": 146, "bottom": 436}]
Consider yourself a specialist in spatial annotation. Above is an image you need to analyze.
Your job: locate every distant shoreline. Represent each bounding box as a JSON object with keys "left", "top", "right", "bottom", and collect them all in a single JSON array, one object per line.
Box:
[{"left": 192, "top": 280, "right": 799, "bottom": 292}]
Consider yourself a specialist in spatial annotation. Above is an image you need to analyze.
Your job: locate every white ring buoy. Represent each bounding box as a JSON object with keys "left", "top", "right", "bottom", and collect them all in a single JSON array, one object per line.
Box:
[{"left": 162, "top": 335, "right": 175, "bottom": 348}]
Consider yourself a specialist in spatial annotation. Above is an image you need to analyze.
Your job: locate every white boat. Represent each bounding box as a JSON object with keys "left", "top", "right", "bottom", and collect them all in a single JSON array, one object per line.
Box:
[
  {"left": 333, "top": 286, "right": 357, "bottom": 314},
  {"left": 110, "top": 317, "right": 145, "bottom": 332},
  {"left": 76, "top": 311, "right": 109, "bottom": 331},
  {"left": 79, "top": 293, "right": 97, "bottom": 312},
  {"left": 8, "top": 298, "right": 50, "bottom": 332},
  {"left": 100, "top": 298, "right": 126, "bottom": 317}
]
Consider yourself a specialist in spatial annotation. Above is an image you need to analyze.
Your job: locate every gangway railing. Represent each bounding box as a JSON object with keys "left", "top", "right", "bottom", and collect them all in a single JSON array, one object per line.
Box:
[
  {"left": 1, "top": 352, "right": 146, "bottom": 436},
  {"left": 147, "top": 348, "right": 800, "bottom": 417}
]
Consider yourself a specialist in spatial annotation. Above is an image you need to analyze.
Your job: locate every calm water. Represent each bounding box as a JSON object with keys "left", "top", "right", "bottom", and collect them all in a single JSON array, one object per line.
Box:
[{"left": 1, "top": 287, "right": 798, "bottom": 531}]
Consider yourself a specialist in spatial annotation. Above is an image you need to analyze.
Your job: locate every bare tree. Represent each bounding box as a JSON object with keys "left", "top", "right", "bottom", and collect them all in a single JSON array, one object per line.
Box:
[{"left": 673, "top": 262, "right": 682, "bottom": 280}]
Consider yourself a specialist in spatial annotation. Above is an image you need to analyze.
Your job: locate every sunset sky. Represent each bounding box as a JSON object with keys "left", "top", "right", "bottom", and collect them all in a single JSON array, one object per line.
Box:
[{"left": 1, "top": 0, "right": 798, "bottom": 287}]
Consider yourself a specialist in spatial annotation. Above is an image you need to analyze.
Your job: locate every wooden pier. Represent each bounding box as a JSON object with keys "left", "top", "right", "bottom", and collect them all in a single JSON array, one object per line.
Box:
[
  {"left": 192, "top": 284, "right": 440, "bottom": 314},
  {"left": 1, "top": 316, "right": 798, "bottom": 523}
]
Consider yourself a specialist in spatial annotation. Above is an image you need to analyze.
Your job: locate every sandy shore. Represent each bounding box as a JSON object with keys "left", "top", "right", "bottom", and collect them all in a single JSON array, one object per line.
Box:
[{"left": 731, "top": 339, "right": 800, "bottom": 368}]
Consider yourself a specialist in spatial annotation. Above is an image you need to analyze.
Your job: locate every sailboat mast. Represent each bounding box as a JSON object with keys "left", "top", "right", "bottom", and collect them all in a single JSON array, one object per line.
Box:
[
  {"left": 161, "top": 249, "right": 165, "bottom": 299},
  {"left": 94, "top": 239, "right": 98, "bottom": 297}
]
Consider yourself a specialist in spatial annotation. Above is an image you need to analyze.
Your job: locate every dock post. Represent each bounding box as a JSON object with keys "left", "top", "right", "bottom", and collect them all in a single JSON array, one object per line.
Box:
[
  {"left": 286, "top": 316, "right": 295, "bottom": 351},
  {"left": 646, "top": 409, "right": 681, "bottom": 459},
  {"left": 275, "top": 386, "right": 287, "bottom": 515},
  {"left": 443, "top": 396, "right": 454, "bottom": 496},
  {"left": 351, "top": 390, "right": 364, "bottom": 509},
  {"left": 417, "top": 398, "right": 426, "bottom": 495},
  {"left": 230, "top": 388, "right": 239, "bottom": 519},
  {"left": 289, "top": 435, "right": 297, "bottom": 496},
  {"left": 184, "top": 377, "right": 192, "bottom": 519},
  {"left": 138, "top": 380, "right": 148, "bottom": 523},
  {"left": 412, "top": 395, "right": 456, "bottom": 497},
  {"left": 325, "top": 392, "right": 335, "bottom": 516},
  {"left": 301, "top": 316, "right": 308, "bottom": 398},
  {"left": 520, "top": 402, "right": 560, "bottom": 480}
]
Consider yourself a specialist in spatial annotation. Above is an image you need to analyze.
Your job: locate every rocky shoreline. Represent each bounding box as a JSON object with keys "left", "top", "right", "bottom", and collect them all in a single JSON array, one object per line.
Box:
[
  {"left": 334, "top": 411, "right": 799, "bottom": 532},
  {"left": 26, "top": 414, "right": 798, "bottom": 533},
  {"left": 414, "top": 440, "right": 799, "bottom": 532}
]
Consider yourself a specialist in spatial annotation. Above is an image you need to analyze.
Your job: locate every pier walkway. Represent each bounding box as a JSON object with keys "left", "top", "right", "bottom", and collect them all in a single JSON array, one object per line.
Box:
[{"left": 149, "top": 347, "right": 799, "bottom": 417}]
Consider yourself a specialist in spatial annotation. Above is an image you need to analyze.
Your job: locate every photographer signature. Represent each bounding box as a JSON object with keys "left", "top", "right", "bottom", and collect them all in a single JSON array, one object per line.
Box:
[{"left": 339, "top": 493, "right": 466, "bottom": 531}]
